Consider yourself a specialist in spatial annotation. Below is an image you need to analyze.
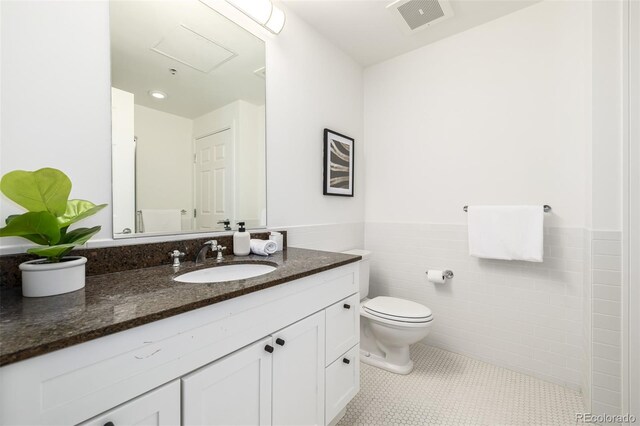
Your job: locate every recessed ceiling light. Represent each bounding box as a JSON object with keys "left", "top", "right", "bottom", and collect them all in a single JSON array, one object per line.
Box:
[{"left": 148, "top": 90, "right": 167, "bottom": 100}]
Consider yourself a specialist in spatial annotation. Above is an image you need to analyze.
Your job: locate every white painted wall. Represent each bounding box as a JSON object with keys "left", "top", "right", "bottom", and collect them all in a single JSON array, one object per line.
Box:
[
  {"left": 364, "top": 1, "right": 590, "bottom": 229},
  {"left": 266, "top": 4, "right": 364, "bottom": 228},
  {"left": 0, "top": 0, "right": 364, "bottom": 253},
  {"left": 236, "top": 101, "right": 265, "bottom": 227},
  {"left": 591, "top": 1, "right": 624, "bottom": 232},
  {"left": 0, "top": 0, "right": 112, "bottom": 249},
  {"left": 134, "top": 105, "right": 193, "bottom": 221}
]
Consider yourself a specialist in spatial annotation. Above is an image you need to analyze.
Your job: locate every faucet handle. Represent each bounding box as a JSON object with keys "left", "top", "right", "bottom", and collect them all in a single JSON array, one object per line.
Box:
[
  {"left": 170, "top": 250, "right": 185, "bottom": 258},
  {"left": 170, "top": 250, "right": 185, "bottom": 266},
  {"left": 215, "top": 245, "right": 227, "bottom": 262}
]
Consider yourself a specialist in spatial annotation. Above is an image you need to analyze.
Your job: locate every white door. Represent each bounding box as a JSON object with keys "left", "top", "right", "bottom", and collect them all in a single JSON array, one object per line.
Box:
[
  {"left": 79, "top": 381, "right": 180, "bottom": 426},
  {"left": 182, "top": 337, "right": 273, "bottom": 426},
  {"left": 272, "top": 311, "right": 325, "bottom": 426},
  {"left": 195, "top": 129, "right": 233, "bottom": 231}
]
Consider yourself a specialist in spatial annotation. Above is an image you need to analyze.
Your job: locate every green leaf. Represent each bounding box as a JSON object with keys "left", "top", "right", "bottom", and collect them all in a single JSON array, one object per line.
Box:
[
  {"left": 57, "top": 200, "right": 107, "bottom": 228},
  {"left": 27, "top": 244, "right": 76, "bottom": 262},
  {"left": 0, "top": 212, "right": 60, "bottom": 245},
  {"left": 0, "top": 168, "right": 71, "bottom": 216},
  {"left": 12, "top": 233, "right": 51, "bottom": 246},
  {"left": 60, "top": 226, "right": 101, "bottom": 245},
  {"left": 5, "top": 214, "right": 20, "bottom": 225}
]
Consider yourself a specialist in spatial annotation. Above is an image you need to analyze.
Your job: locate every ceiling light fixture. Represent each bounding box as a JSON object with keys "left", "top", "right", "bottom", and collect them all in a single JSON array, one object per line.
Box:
[
  {"left": 226, "top": 0, "right": 286, "bottom": 34},
  {"left": 265, "top": 5, "right": 285, "bottom": 34},
  {"left": 148, "top": 90, "right": 167, "bottom": 100}
]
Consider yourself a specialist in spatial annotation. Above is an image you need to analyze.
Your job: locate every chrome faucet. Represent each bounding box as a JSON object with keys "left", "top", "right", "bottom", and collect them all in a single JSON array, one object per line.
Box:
[{"left": 195, "top": 240, "right": 217, "bottom": 264}]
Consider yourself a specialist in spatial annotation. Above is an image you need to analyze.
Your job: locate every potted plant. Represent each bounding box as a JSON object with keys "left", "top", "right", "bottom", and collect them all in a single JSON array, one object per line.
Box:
[{"left": 0, "top": 168, "right": 106, "bottom": 297}]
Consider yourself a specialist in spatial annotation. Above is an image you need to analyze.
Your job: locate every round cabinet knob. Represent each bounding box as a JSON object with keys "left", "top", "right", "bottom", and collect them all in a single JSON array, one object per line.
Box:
[
  {"left": 343, "top": 358, "right": 351, "bottom": 365},
  {"left": 343, "top": 303, "right": 351, "bottom": 309},
  {"left": 275, "top": 338, "right": 285, "bottom": 346},
  {"left": 104, "top": 422, "right": 115, "bottom": 426},
  {"left": 264, "top": 344, "right": 274, "bottom": 353}
]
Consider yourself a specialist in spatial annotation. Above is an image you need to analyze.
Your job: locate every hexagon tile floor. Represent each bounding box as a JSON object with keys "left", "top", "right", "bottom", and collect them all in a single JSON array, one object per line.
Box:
[{"left": 338, "top": 344, "right": 584, "bottom": 426}]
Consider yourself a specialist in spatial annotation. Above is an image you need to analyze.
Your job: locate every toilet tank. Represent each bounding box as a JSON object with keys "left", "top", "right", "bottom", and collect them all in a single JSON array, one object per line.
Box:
[{"left": 342, "top": 249, "right": 371, "bottom": 298}]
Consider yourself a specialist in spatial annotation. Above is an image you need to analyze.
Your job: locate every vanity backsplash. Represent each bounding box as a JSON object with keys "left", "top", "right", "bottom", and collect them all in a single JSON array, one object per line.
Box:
[{"left": 0, "top": 231, "right": 287, "bottom": 288}]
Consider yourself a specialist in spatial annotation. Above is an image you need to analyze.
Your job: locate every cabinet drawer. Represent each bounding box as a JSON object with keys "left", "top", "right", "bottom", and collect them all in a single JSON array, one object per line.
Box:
[
  {"left": 326, "top": 293, "right": 359, "bottom": 365},
  {"left": 325, "top": 345, "right": 360, "bottom": 424},
  {"left": 79, "top": 380, "right": 180, "bottom": 426}
]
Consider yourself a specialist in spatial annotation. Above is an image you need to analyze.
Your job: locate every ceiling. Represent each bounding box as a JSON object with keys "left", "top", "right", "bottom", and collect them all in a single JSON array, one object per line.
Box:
[
  {"left": 280, "top": 0, "right": 541, "bottom": 67},
  {"left": 110, "top": 1, "right": 265, "bottom": 119}
]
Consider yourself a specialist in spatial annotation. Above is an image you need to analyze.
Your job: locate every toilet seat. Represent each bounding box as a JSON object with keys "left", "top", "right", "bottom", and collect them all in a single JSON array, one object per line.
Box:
[{"left": 362, "top": 297, "right": 433, "bottom": 324}]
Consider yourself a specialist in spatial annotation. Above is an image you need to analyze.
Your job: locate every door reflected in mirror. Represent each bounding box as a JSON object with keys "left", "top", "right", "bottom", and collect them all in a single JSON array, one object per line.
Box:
[{"left": 110, "top": 0, "right": 266, "bottom": 238}]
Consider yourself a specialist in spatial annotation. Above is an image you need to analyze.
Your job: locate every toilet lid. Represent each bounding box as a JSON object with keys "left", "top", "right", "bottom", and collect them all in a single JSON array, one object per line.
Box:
[{"left": 363, "top": 297, "right": 432, "bottom": 323}]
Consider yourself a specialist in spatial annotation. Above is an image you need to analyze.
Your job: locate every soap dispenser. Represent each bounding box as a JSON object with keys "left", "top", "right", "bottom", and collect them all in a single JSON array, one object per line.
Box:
[{"left": 233, "top": 221, "right": 251, "bottom": 256}]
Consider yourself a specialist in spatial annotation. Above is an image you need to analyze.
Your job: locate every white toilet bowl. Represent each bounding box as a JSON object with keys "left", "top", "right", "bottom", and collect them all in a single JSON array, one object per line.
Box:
[
  {"left": 359, "top": 296, "right": 433, "bottom": 374},
  {"left": 342, "top": 249, "right": 434, "bottom": 375}
]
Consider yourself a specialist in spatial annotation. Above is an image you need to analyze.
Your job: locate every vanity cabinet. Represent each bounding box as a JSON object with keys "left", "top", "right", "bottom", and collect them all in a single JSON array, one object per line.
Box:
[
  {"left": 182, "top": 312, "right": 325, "bottom": 426},
  {"left": 0, "top": 263, "right": 360, "bottom": 426}
]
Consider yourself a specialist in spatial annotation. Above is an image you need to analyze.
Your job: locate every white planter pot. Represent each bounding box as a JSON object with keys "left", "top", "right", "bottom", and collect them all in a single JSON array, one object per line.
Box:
[{"left": 19, "top": 256, "right": 87, "bottom": 298}]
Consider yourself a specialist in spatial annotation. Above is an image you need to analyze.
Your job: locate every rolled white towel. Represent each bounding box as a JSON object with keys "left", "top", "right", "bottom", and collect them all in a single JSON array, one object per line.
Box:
[{"left": 250, "top": 239, "right": 278, "bottom": 256}]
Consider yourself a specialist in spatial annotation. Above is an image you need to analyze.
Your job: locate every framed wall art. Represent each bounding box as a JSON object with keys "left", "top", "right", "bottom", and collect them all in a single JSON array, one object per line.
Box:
[{"left": 323, "top": 129, "right": 354, "bottom": 197}]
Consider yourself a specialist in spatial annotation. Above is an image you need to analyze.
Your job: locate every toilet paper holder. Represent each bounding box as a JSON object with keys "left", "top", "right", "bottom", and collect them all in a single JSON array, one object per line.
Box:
[{"left": 426, "top": 269, "right": 454, "bottom": 279}]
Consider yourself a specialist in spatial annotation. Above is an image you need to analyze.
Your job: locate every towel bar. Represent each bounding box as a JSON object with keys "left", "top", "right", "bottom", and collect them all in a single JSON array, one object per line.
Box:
[{"left": 463, "top": 205, "right": 551, "bottom": 213}]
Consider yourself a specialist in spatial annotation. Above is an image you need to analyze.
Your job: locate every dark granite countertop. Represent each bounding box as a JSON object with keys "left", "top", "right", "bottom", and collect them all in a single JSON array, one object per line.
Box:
[{"left": 0, "top": 248, "right": 361, "bottom": 367}]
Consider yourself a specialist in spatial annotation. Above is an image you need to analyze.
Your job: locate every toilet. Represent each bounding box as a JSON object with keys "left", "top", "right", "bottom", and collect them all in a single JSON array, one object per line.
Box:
[{"left": 343, "top": 249, "right": 433, "bottom": 375}]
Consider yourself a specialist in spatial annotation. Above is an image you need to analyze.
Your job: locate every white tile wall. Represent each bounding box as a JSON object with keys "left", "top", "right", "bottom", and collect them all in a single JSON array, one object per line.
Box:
[
  {"left": 582, "top": 228, "right": 592, "bottom": 411},
  {"left": 365, "top": 222, "right": 584, "bottom": 390},
  {"left": 285, "top": 222, "right": 364, "bottom": 252},
  {"left": 589, "top": 230, "right": 623, "bottom": 415}
]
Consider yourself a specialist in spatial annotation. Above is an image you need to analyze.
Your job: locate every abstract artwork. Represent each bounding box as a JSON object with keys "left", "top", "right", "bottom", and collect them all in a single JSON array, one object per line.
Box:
[{"left": 323, "top": 129, "right": 354, "bottom": 197}]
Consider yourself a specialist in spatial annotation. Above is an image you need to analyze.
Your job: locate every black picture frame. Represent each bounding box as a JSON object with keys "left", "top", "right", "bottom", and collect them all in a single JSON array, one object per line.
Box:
[{"left": 323, "top": 128, "right": 355, "bottom": 197}]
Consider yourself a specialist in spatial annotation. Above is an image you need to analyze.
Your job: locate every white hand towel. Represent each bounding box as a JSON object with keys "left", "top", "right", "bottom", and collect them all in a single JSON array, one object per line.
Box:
[
  {"left": 467, "top": 205, "right": 544, "bottom": 262},
  {"left": 250, "top": 239, "right": 278, "bottom": 256},
  {"left": 140, "top": 209, "right": 182, "bottom": 233}
]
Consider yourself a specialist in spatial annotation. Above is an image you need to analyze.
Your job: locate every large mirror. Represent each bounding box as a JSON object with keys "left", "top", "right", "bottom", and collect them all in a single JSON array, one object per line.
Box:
[{"left": 110, "top": 0, "right": 266, "bottom": 238}]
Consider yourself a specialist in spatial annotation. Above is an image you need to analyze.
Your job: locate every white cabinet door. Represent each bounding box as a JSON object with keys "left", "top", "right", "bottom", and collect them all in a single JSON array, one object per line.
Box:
[
  {"left": 79, "top": 380, "right": 180, "bottom": 426},
  {"left": 182, "top": 337, "right": 273, "bottom": 426},
  {"left": 272, "top": 311, "right": 326, "bottom": 426}
]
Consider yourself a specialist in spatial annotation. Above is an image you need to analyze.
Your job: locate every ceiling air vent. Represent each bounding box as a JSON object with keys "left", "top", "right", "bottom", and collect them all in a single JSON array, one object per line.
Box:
[{"left": 387, "top": 0, "right": 454, "bottom": 34}]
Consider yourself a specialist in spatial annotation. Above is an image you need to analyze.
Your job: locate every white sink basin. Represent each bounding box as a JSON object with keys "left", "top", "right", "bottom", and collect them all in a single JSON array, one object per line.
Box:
[{"left": 174, "top": 264, "right": 277, "bottom": 283}]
